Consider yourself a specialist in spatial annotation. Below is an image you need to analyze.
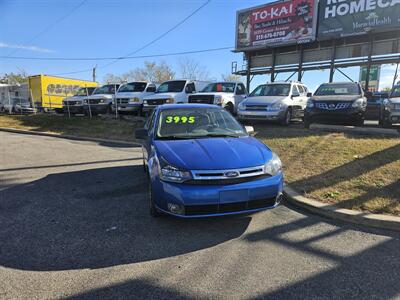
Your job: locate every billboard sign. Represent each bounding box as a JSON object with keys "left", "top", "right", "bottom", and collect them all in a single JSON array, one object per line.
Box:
[
  {"left": 235, "top": 0, "right": 318, "bottom": 51},
  {"left": 359, "top": 65, "right": 381, "bottom": 91},
  {"left": 318, "top": 0, "right": 400, "bottom": 39}
]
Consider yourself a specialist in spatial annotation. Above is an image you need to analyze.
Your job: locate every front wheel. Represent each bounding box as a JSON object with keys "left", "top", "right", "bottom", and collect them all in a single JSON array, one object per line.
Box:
[
  {"left": 148, "top": 179, "right": 161, "bottom": 217},
  {"left": 224, "top": 102, "right": 235, "bottom": 115},
  {"left": 280, "top": 109, "right": 291, "bottom": 126}
]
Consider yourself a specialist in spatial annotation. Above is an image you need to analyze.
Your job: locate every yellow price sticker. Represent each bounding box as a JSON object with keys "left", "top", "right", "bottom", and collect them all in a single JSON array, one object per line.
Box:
[{"left": 165, "top": 116, "right": 195, "bottom": 124}]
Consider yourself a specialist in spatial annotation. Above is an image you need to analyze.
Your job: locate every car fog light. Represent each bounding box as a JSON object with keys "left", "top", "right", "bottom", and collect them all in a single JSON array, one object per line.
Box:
[{"left": 168, "top": 203, "right": 184, "bottom": 215}]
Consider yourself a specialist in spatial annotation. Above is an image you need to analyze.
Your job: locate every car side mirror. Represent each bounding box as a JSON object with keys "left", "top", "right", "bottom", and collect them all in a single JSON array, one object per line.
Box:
[
  {"left": 135, "top": 128, "right": 148, "bottom": 140},
  {"left": 245, "top": 125, "right": 255, "bottom": 136},
  {"left": 307, "top": 92, "right": 312, "bottom": 97}
]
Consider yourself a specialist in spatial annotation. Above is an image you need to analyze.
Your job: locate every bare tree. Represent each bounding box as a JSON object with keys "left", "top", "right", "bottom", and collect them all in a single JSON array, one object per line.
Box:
[
  {"left": 126, "top": 61, "right": 175, "bottom": 83},
  {"left": 103, "top": 73, "right": 124, "bottom": 84},
  {"left": 0, "top": 70, "right": 29, "bottom": 84},
  {"left": 179, "top": 58, "right": 210, "bottom": 81},
  {"left": 221, "top": 73, "right": 242, "bottom": 82}
]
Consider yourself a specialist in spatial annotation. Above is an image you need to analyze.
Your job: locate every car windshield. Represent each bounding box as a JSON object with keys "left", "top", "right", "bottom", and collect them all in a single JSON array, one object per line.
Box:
[
  {"left": 390, "top": 86, "right": 400, "bottom": 98},
  {"left": 118, "top": 82, "right": 147, "bottom": 93},
  {"left": 250, "top": 84, "right": 290, "bottom": 97},
  {"left": 315, "top": 83, "right": 361, "bottom": 96},
  {"left": 156, "top": 108, "right": 247, "bottom": 139},
  {"left": 74, "top": 87, "right": 95, "bottom": 96},
  {"left": 157, "top": 81, "right": 186, "bottom": 93},
  {"left": 92, "top": 85, "right": 118, "bottom": 95},
  {"left": 201, "top": 83, "right": 236, "bottom": 93}
]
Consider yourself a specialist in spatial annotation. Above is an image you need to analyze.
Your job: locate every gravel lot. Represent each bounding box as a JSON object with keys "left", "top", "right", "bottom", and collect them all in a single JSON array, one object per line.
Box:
[{"left": 1, "top": 131, "right": 399, "bottom": 299}]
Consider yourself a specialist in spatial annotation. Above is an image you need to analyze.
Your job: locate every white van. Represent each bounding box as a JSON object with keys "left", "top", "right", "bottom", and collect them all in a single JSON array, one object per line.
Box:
[
  {"left": 237, "top": 81, "right": 310, "bottom": 125},
  {"left": 188, "top": 81, "right": 247, "bottom": 114},
  {"left": 113, "top": 81, "right": 157, "bottom": 115},
  {"left": 142, "top": 79, "right": 209, "bottom": 111}
]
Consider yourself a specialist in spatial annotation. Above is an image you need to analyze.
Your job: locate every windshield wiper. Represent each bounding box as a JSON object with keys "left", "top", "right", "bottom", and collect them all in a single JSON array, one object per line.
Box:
[
  {"left": 202, "top": 133, "right": 241, "bottom": 138},
  {"left": 157, "top": 135, "right": 193, "bottom": 140}
]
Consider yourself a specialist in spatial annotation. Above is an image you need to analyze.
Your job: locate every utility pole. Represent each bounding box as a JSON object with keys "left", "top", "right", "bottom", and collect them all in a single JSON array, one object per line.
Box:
[{"left": 92, "top": 65, "right": 97, "bottom": 82}]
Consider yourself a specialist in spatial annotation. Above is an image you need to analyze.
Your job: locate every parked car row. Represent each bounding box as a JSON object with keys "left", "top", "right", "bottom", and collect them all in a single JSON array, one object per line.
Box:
[{"left": 59, "top": 79, "right": 400, "bottom": 128}]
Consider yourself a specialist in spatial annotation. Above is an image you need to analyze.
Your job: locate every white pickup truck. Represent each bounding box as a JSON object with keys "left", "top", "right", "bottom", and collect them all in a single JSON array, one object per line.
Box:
[
  {"left": 188, "top": 81, "right": 247, "bottom": 114},
  {"left": 142, "top": 79, "right": 209, "bottom": 112}
]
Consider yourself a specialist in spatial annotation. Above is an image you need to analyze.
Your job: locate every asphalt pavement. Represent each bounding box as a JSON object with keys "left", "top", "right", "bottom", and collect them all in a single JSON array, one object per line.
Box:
[{"left": 0, "top": 131, "right": 399, "bottom": 299}]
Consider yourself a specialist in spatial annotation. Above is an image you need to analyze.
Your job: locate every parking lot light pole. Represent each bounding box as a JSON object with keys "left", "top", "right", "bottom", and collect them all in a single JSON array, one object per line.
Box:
[{"left": 114, "top": 83, "right": 118, "bottom": 119}]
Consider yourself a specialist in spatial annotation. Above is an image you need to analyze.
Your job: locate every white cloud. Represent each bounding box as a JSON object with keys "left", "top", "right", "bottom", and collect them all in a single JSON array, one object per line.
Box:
[{"left": 0, "top": 42, "right": 54, "bottom": 53}]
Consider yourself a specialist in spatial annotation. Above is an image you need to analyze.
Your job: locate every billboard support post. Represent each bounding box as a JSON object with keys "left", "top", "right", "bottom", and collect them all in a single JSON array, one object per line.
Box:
[
  {"left": 298, "top": 45, "right": 304, "bottom": 82},
  {"left": 329, "top": 41, "right": 337, "bottom": 83},
  {"left": 365, "top": 34, "right": 374, "bottom": 91},
  {"left": 246, "top": 54, "right": 251, "bottom": 92},
  {"left": 271, "top": 49, "right": 276, "bottom": 82}
]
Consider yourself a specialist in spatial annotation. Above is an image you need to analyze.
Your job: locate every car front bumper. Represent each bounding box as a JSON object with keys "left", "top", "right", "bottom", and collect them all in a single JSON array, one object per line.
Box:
[
  {"left": 112, "top": 103, "right": 142, "bottom": 112},
  {"left": 305, "top": 107, "right": 365, "bottom": 123},
  {"left": 382, "top": 108, "right": 400, "bottom": 124},
  {"left": 152, "top": 172, "right": 284, "bottom": 218},
  {"left": 63, "top": 105, "right": 84, "bottom": 114},
  {"left": 83, "top": 104, "right": 109, "bottom": 114},
  {"left": 237, "top": 110, "right": 285, "bottom": 121}
]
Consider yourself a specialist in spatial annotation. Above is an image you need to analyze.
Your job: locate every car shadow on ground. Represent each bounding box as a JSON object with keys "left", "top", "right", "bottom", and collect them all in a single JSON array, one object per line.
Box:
[{"left": 0, "top": 165, "right": 251, "bottom": 271}]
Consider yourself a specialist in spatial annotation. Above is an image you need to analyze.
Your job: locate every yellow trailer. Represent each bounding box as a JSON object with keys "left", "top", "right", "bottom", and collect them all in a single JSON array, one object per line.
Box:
[{"left": 28, "top": 75, "right": 98, "bottom": 111}]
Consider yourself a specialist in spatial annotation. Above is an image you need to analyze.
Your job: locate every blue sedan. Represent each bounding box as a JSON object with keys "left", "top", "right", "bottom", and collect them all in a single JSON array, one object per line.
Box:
[{"left": 135, "top": 104, "right": 284, "bottom": 218}]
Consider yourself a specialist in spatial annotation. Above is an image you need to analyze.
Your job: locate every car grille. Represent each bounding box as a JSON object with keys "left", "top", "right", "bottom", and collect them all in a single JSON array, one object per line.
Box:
[
  {"left": 245, "top": 105, "right": 268, "bottom": 111},
  {"left": 188, "top": 95, "right": 214, "bottom": 104},
  {"left": 191, "top": 165, "right": 265, "bottom": 181},
  {"left": 146, "top": 99, "right": 168, "bottom": 106},
  {"left": 184, "top": 197, "right": 277, "bottom": 215},
  {"left": 88, "top": 99, "right": 102, "bottom": 104},
  {"left": 315, "top": 102, "right": 351, "bottom": 110},
  {"left": 186, "top": 174, "right": 270, "bottom": 185},
  {"left": 116, "top": 98, "right": 129, "bottom": 104}
]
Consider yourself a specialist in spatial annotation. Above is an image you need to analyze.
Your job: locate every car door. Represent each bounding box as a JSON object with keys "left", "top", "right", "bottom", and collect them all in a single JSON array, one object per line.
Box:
[
  {"left": 296, "top": 85, "right": 308, "bottom": 109},
  {"left": 142, "top": 110, "right": 156, "bottom": 164},
  {"left": 234, "top": 83, "right": 247, "bottom": 107}
]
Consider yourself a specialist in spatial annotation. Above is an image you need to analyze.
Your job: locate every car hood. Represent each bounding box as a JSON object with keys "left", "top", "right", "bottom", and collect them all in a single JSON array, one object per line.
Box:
[
  {"left": 244, "top": 96, "right": 286, "bottom": 105},
  {"left": 389, "top": 97, "right": 400, "bottom": 104},
  {"left": 155, "top": 136, "right": 272, "bottom": 170},
  {"left": 144, "top": 92, "right": 179, "bottom": 100},
  {"left": 115, "top": 92, "right": 143, "bottom": 98},
  {"left": 311, "top": 95, "right": 361, "bottom": 101},
  {"left": 64, "top": 96, "right": 84, "bottom": 102},
  {"left": 88, "top": 94, "right": 114, "bottom": 100}
]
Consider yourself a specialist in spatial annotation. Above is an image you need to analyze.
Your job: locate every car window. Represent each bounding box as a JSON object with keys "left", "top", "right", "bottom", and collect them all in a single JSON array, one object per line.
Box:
[
  {"left": 118, "top": 82, "right": 147, "bottom": 93},
  {"left": 145, "top": 110, "right": 156, "bottom": 131},
  {"left": 202, "top": 83, "right": 236, "bottom": 93},
  {"left": 146, "top": 85, "right": 157, "bottom": 93},
  {"left": 292, "top": 85, "right": 300, "bottom": 97},
  {"left": 250, "top": 84, "right": 291, "bottom": 97},
  {"left": 297, "top": 85, "right": 305, "bottom": 94},
  {"left": 156, "top": 107, "right": 246, "bottom": 139},
  {"left": 185, "top": 83, "right": 195, "bottom": 93},
  {"left": 390, "top": 86, "right": 400, "bottom": 98},
  {"left": 236, "top": 84, "right": 245, "bottom": 95},
  {"left": 315, "top": 83, "right": 361, "bottom": 96}
]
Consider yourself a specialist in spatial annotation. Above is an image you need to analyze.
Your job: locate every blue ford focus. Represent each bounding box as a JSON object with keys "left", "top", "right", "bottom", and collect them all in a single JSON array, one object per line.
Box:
[{"left": 135, "top": 104, "right": 284, "bottom": 218}]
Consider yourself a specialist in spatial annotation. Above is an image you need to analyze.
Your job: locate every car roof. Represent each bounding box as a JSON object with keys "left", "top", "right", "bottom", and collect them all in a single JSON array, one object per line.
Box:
[
  {"left": 320, "top": 82, "right": 359, "bottom": 85},
  {"left": 157, "top": 104, "right": 219, "bottom": 110}
]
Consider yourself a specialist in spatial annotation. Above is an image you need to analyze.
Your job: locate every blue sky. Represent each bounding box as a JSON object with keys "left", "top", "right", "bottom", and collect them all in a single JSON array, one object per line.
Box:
[{"left": 0, "top": 0, "right": 398, "bottom": 91}]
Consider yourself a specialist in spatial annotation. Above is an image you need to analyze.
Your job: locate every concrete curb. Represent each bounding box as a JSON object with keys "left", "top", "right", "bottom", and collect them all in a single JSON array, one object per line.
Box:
[
  {"left": 283, "top": 186, "right": 400, "bottom": 232},
  {"left": 0, "top": 127, "right": 140, "bottom": 147},
  {"left": 310, "top": 123, "right": 400, "bottom": 137}
]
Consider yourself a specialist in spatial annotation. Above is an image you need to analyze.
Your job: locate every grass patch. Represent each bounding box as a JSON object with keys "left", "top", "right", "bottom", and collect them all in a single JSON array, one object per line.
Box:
[
  {"left": 256, "top": 124, "right": 400, "bottom": 216},
  {"left": 0, "top": 114, "right": 139, "bottom": 141},
  {"left": 1, "top": 114, "right": 399, "bottom": 215}
]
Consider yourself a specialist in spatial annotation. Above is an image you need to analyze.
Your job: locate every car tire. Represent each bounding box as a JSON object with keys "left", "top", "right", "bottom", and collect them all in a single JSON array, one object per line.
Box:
[
  {"left": 224, "top": 102, "right": 235, "bottom": 115},
  {"left": 352, "top": 118, "right": 364, "bottom": 127},
  {"left": 148, "top": 179, "right": 161, "bottom": 217},
  {"left": 280, "top": 108, "right": 291, "bottom": 126}
]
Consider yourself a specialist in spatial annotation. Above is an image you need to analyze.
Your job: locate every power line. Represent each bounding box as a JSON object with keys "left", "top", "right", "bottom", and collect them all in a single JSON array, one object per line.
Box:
[
  {"left": 5, "top": 0, "right": 87, "bottom": 57},
  {"left": 0, "top": 46, "right": 232, "bottom": 61},
  {"left": 99, "top": 0, "right": 212, "bottom": 69}
]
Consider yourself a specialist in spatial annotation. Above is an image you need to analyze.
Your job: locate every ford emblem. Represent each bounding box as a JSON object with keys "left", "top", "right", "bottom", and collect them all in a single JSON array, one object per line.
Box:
[
  {"left": 329, "top": 103, "right": 335, "bottom": 109},
  {"left": 224, "top": 171, "right": 239, "bottom": 178}
]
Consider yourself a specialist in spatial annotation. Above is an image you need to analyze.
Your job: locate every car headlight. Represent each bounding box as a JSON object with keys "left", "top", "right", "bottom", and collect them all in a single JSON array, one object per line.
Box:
[
  {"left": 306, "top": 100, "right": 314, "bottom": 108},
  {"left": 129, "top": 97, "right": 140, "bottom": 103},
  {"left": 165, "top": 98, "right": 174, "bottom": 104},
  {"left": 269, "top": 102, "right": 284, "bottom": 111},
  {"left": 387, "top": 100, "right": 395, "bottom": 110},
  {"left": 214, "top": 95, "right": 222, "bottom": 105},
  {"left": 159, "top": 165, "right": 192, "bottom": 183},
  {"left": 99, "top": 99, "right": 107, "bottom": 103},
  {"left": 238, "top": 102, "right": 246, "bottom": 110},
  {"left": 83, "top": 100, "right": 88, "bottom": 104},
  {"left": 352, "top": 98, "right": 366, "bottom": 108},
  {"left": 263, "top": 152, "right": 282, "bottom": 176}
]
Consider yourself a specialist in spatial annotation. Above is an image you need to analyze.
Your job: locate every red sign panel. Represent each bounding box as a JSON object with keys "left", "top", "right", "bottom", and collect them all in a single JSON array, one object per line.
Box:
[{"left": 236, "top": 0, "right": 318, "bottom": 51}]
